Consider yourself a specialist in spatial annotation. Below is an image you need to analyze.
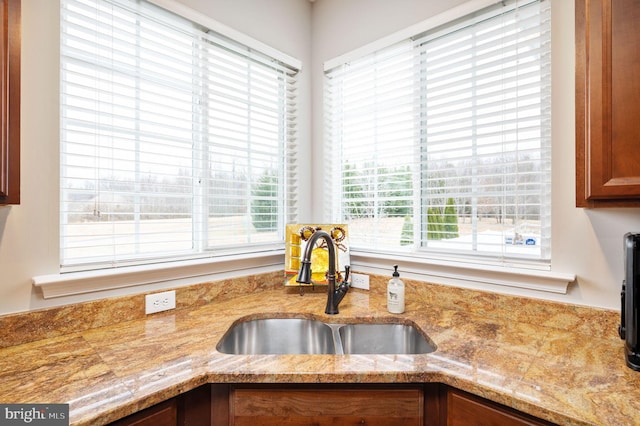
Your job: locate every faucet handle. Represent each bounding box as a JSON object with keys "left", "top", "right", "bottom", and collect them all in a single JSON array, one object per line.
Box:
[{"left": 343, "top": 265, "right": 350, "bottom": 284}]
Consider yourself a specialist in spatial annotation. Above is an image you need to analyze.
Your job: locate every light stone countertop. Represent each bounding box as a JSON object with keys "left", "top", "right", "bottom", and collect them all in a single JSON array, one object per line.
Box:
[{"left": 0, "top": 271, "right": 637, "bottom": 425}]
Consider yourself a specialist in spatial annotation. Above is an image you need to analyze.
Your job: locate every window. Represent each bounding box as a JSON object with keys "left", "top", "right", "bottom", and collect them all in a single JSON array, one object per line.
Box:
[
  {"left": 60, "top": 0, "right": 299, "bottom": 271},
  {"left": 325, "top": 0, "right": 551, "bottom": 268}
]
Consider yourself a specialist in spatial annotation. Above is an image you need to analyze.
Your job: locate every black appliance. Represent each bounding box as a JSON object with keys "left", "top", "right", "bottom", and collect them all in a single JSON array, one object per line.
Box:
[{"left": 620, "top": 233, "right": 640, "bottom": 371}]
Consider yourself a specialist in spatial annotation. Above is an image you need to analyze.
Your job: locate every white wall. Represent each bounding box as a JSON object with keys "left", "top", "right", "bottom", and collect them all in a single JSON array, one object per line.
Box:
[
  {"left": 1, "top": 0, "right": 637, "bottom": 315},
  {"left": 310, "top": 0, "right": 640, "bottom": 310},
  {"left": 0, "top": 0, "right": 61, "bottom": 315},
  {"left": 0, "top": 0, "right": 312, "bottom": 315}
]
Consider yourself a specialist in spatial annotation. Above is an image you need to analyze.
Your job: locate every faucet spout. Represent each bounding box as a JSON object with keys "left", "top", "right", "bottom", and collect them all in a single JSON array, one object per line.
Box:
[{"left": 296, "top": 229, "right": 350, "bottom": 315}]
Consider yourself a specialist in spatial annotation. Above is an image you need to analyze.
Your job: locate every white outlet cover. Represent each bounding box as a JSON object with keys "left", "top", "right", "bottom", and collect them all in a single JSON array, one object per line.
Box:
[
  {"left": 145, "top": 290, "right": 176, "bottom": 314},
  {"left": 350, "top": 273, "right": 370, "bottom": 290}
]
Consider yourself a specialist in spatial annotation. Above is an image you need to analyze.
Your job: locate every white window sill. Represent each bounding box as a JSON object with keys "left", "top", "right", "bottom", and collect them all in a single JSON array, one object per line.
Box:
[
  {"left": 32, "top": 250, "right": 285, "bottom": 299},
  {"left": 350, "top": 251, "right": 575, "bottom": 294},
  {"left": 33, "top": 248, "right": 575, "bottom": 300}
]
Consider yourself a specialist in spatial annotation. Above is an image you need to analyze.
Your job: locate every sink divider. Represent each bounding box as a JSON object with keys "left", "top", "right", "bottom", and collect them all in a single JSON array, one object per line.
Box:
[{"left": 328, "top": 324, "right": 346, "bottom": 355}]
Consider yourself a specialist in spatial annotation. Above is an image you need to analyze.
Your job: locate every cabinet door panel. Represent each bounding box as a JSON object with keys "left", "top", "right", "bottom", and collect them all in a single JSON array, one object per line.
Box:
[
  {"left": 109, "top": 399, "right": 177, "bottom": 426},
  {"left": 446, "top": 389, "right": 553, "bottom": 426},
  {"left": 0, "top": 0, "right": 20, "bottom": 205},
  {"left": 230, "top": 386, "right": 423, "bottom": 426},
  {"left": 576, "top": 0, "right": 640, "bottom": 206}
]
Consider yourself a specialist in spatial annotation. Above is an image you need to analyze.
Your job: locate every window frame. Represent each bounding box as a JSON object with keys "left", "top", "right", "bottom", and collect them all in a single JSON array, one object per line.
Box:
[
  {"left": 34, "top": 0, "right": 301, "bottom": 298},
  {"left": 323, "top": 0, "right": 573, "bottom": 293}
]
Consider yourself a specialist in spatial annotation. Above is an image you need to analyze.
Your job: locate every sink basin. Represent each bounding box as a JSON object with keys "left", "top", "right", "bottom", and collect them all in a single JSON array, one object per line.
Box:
[
  {"left": 216, "top": 318, "right": 336, "bottom": 354},
  {"left": 338, "top": 323, "right": 436, "bottom": 354},
  {"left": 216, "top": 317, "right": 436, "bottom": 355}
]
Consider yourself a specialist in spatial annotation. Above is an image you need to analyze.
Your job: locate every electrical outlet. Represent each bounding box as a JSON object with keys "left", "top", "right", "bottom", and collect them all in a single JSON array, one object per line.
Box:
[
  {"left": 145, "top": 290, "right": 176, "bottom": 314},
  {"left": 350, "top": 273, "right": 370, "bottom": 290}
]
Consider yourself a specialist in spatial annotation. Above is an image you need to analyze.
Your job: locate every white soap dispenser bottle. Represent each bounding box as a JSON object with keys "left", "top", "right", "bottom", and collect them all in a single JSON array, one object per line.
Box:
[{"left": 387, "top": 264, "right": 405, "bottom": 314}]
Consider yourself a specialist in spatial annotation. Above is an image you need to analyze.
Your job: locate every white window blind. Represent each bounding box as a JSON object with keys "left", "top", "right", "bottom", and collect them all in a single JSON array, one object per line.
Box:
[
  {"left": 325, "top": 0, "right": 551, "bottom": 266},
  {"left": 60, "top": 0, "right": 299, "bottom": 271}
]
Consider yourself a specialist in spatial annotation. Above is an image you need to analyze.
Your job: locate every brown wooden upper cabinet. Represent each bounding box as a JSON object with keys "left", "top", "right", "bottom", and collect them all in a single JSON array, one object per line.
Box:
[
  {"left": 576, "top": 0, "right": 640, "bottom": 207},
  {"left": 0, "top": 0, "right": 19, "bottom": 205}
]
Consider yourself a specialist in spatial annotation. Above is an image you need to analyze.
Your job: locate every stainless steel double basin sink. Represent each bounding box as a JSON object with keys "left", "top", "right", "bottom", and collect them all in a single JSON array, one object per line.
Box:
[{"left": 216, "top": 318, "right": 436, "bottom": 355}]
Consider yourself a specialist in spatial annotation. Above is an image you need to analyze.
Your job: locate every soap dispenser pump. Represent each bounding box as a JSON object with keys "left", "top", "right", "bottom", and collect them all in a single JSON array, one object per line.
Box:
[{"left": 387, "top": 264, "right": 405, "bottom": 314}]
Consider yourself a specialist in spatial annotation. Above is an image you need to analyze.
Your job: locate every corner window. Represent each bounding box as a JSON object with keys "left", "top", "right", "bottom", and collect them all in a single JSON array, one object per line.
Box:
[
  {"left": 325, "top": 0, "right": 551, "bottom": 268},
  {"left": 60, "top": 0, "right": 299, "bottom": 271}
]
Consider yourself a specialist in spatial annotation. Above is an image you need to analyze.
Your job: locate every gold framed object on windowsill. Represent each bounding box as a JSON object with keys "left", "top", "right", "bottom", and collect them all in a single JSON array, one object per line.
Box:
[{"left": 284, "top": 224, "right": 350, "bottom": 287}]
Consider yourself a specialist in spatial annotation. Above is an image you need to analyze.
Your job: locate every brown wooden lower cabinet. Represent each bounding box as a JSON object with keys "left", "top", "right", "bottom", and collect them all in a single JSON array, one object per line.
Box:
[
  {"left": 444, "top": 388, "right": 555, "bottom": 426},
  {"left": 109, "top": 385, "right": 213, "bottom": 426},
  {"left": 228, "top": 384, "right": 424, "bottom": 426},
  {"left": 107, "top": 383, "right": 557, "bottom": 426},
  {"left": 108, "top": 399, "right": 177, "bottom": 426}
]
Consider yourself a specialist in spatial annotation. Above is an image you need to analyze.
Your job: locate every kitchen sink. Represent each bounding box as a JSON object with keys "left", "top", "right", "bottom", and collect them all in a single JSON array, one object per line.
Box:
[
  {"left": 338, "top": 323, "right": 435, "bottom": 354},
  {"left": 216, "top": 318, "right": 336, "bottom": 354},
  {"left": 216, "top": 317, "right": 436, "bottom": 355}
]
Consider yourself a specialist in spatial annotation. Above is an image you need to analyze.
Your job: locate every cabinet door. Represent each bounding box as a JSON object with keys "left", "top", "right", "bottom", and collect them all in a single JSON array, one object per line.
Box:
[
  {"left": 109, "top": 399, "right": 177, "bottom": 426},
  {"left": 0, "top": 0, "right": 19, "bottom": 205},
  {"left": 446, "top": 389, "right": 554, "bottom": 426},
  {"left": 230, "top": 385, "right": 424, "bottom": 426},
  {"left": 576, "top": 0, "right": 640, "bottom": 207}
]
